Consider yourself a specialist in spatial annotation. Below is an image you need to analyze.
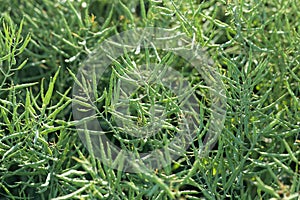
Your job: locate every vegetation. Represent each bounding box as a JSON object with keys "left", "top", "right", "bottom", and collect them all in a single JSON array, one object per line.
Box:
[{"left": 0, "top": 0, "right": 299, "bottom": 199}]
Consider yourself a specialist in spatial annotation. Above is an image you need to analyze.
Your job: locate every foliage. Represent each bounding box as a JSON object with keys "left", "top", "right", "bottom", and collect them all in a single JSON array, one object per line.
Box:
[{"left": 0, "top": 0, "right": 299, "bottom": 199}]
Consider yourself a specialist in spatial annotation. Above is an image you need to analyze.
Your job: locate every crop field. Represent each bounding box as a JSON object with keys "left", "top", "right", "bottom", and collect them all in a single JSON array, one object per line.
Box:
[{"left": 0, "top": 0, "right": 299, "bottom": 199}]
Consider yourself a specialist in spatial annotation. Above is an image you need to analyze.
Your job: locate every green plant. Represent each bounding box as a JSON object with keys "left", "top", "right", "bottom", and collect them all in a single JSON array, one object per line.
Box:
[{"left": 0, "top": 0, "right": 299, "bottom": 199}]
